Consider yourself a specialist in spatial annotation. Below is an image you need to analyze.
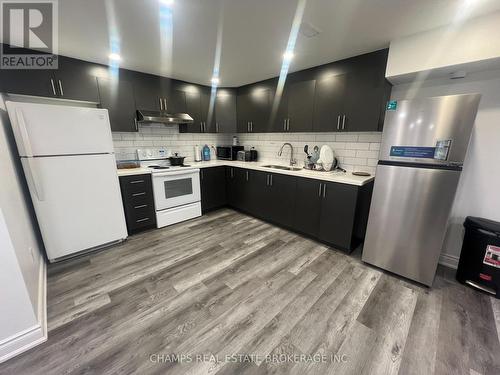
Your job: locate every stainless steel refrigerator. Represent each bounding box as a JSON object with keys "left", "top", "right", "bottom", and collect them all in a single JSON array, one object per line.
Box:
[{"left": 362, "top": 94, "right": 481, "bottom": 286}]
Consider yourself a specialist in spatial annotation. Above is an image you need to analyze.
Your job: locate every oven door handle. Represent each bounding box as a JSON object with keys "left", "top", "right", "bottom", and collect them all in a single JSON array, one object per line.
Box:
[{"left": 152, "top": 169, "right": 200, "bottom": 178}]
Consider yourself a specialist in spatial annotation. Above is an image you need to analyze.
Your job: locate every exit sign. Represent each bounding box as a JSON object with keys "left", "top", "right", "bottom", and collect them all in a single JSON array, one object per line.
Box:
[{"left": 387, "top": 100, "right": 398, "bottom": 111}]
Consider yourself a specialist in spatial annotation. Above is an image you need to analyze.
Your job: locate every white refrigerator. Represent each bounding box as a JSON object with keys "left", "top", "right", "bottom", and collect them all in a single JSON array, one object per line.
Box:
[{"left": 6, "top": 101, "right": 128, "bottom": 262}]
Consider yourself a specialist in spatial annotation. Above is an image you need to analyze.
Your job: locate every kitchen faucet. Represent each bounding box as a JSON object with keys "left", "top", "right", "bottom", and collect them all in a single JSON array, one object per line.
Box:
[{"left": 278, "top": 143, "right": 296, "bottom": 166}]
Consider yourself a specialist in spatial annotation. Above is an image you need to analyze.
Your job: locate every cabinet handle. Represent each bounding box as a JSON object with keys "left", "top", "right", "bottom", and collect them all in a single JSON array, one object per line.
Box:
[
  {"left": 283, "top": 119, "right": 286, "bottom": 131},
  {"left": 134, "top": 118, "right": 138, "bottom": 131},
  {"left": 246, "top": 171, "right": 249, "bottom": 181},
  {"left": 50, "top": 79, "right": 56, "bottom": 96},
  {"left": 266, "top": 175, "right": 269, "bottom": 186},
  {"left": 132, "top": 192, "right": 146, "bottom": 197},
  {"left": 163, "top": 98, "right": 168, "bottom": 111},
  {"left": 136, "top": 217, "right": 150, "bottom": 223},
  {"left": 216, "top": 122, "right": 219, "bottom": 133},
  {"left": 342, "top": 115, "right": 346, "bottom": 130},
  {"left": 318, "top": 184, "right": 322, "bottom": 197},
  {"left": 129, "top": 180, "right": 144, "bottom": 184},
  {"left": 270, "top": 174, "right": 273, "bottom": 186},
  {"left": 287, "top": 118, "right": 290, "bottom": 131},
  {"left": 337, "top": 115, "right": 341, "bottom": 130},
  {"left": 200, "top": 122, "right": 203, "bottom": 132},
  {"left": 58, "top": 80, "right": 64, "bottom": 96},
  {"left": 323, "top": 184, "right": 327, "bottom": 198},
  {"left": 159, "top": 97, "right": 163, "bottom": 111},
  {"left": 134, "top": 204, "right": 148, "bottom": 209}
]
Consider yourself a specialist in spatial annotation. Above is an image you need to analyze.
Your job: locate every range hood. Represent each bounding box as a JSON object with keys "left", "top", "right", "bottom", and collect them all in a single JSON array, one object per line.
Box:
[{"left": 136, "top": 109, "right": 193, "bottom": 124}]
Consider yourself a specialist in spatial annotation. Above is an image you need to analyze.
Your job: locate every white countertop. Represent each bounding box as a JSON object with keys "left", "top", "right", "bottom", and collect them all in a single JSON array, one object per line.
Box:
[{"left": 117, "top": 160, "right": 374, "bottom": 186}]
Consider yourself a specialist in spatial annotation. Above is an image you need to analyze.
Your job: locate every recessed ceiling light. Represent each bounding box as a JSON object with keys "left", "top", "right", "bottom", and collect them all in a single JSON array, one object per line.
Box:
[
  {"left": 108, "top": 53, "right": 121, "bottom": 61},
  {"left": 211, "top": 77, "right": 220, "bottom": 85},
  {"left": 160, "top": 0, "right": 174, "bottom": 5},
  {"left": 283, "top": 51, "right": 294, "bottom": 62}
]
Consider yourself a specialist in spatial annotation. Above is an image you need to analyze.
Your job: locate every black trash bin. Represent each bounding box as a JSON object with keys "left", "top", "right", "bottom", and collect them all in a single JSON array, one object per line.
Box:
[{"left": 456, "top": 216, "right": 500, "bottom": 298}]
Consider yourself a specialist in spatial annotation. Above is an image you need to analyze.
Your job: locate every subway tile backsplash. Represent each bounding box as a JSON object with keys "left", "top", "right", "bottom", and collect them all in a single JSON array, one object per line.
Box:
[
  {"left": 236, "top": 132, "right": 381, "bottom": 175},
  {"left": 112, "top": 123, "right": 232, "bottom": 162},
  {"left": 112, "top": 124, "right": 381, "bottom": 175}
]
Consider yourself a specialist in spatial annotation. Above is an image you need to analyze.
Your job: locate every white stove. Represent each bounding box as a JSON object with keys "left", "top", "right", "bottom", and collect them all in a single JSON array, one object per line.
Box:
[{"left": 137, "top": 148, "right": 201, "bottom": 228}]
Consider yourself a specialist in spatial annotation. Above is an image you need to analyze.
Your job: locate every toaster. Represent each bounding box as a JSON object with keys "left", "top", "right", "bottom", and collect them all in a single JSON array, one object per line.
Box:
[{"left": 237, "top": 150, "right": 252, "bottom": 162}]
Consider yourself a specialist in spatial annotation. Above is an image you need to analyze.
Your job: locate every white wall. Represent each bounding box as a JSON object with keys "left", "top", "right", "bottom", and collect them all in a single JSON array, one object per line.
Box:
[
  {"left": 387, "top": 11, "right": 500, "bottom": 81},
  {"left": 0, "top": 209, "right": 42, "bottom": 361},
  {"left": 391, "top": 69, "right": 500, "bottom": 267},
  {"left": 0, "top": 102, "right": 44, "bottom": 311},
  {"left": 0, "top": 99, "right": 46, "bottom": 362}
]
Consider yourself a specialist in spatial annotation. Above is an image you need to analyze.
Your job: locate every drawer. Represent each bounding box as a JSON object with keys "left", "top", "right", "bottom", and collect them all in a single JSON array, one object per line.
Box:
[
  {"left": 124, "top": 206, "right": 156, "bottom": 231},
  {"left": 120, "top": 174, "right": 153, "bottom": 195}
]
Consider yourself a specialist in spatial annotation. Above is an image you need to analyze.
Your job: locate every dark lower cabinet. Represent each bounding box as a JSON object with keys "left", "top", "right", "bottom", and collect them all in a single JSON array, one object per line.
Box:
[
  {"left": 292, "top": 178, "right": 322, "bottom": 238},
  {"left": 119, "top": 174, "right": 156, "bottom": 233},
  {"left": 218, "top": 166, "right": 372, "bottom": 251},
  {"left": 265, "top": 173, "right": 297, "bottom": 227},
  {"left": 318, "top": 181, "right": 358, "bottom": 249},
  {"left": 200, "top": 167, "right": 227, "bottom": 212},
  {"left": 293, "top": 177, "right": 374, "bottom": 251}
]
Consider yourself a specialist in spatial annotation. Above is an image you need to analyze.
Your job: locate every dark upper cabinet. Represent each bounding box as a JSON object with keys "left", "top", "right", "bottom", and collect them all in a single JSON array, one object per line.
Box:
[
  {"left": 184, "top": 90, "right": 203, "bottom": 133},
  {"left": 293, "top": 178, "right": 322, "bottom": 238},
  {"left": 313, "top": 73, "right": 347, "bottom": 132},
  {"left": 200, "top": 166, "right": 227, "bottom": 212},
  {"left": 131, "top": 73, "right": 162, "bottom": 111},
  {"left": 214, "top": 89, "right": 237, "bottom": 133},
  {"left": 318, "top": 181, "right": 358, "bottom": 249},
  {"left": 271, "top": 87, "right": 289, "bottom": 132},
  {"left": 339, "top": 52, "right": 390, "bottom": 132},
  {"left": 237, "top": 88, "right": 271, "bottom": 133},
  {"left": 236, "top": 93, "right": 252, "bottom": 133},
  {"left": 97, "top": 77, "right": 137, "bottom": 132},
  {"left": 56, "top": 56, "right": 100, "bottom": 102},
  {"left": 286, "top": 80, "right": 315, "bottom": 132},
  {"left": 201, "top": 91, "right": 216, "bottom": 132},
  {"left": 0, "top": 56, "right": 100, "bottom": 102},
  {"left": 168, "top": 89, "right": 187, "bottom": 113},
  {"left": 342, "top": 69, "right": 383, "bottom": 132},
  {"left": 0, "top": 68, "right": 56, "bottom": 97},
  {"left": 236, "top": 49, "right": 390, "bottom": 134}
]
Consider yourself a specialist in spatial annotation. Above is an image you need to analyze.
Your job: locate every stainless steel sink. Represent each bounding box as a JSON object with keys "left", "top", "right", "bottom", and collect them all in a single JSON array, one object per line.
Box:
[{"left": 262, "top": 165, "right": 302, "bottom": 171}]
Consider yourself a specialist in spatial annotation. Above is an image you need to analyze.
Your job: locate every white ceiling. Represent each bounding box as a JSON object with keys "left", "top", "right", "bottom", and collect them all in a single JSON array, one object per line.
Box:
[{"left": 49, "top": 0, "right": 500, "bottom": 86}]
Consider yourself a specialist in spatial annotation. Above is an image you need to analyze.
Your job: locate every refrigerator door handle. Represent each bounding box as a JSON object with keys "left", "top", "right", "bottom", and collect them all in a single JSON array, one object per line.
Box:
[
  {"left": 15, "top": 108, "right": 34, "bottom": 157},
  {"left": 26, "top": 158, "right": 45, "bottom": 201},
  {"left": 15, "top": 109, "right": 45, "bottom": 200}
]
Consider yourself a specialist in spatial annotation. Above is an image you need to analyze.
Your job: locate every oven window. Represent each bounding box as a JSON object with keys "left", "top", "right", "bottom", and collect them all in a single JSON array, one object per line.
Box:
[{"left": 164, "top": 178, "right": 193, "bottom": 199}]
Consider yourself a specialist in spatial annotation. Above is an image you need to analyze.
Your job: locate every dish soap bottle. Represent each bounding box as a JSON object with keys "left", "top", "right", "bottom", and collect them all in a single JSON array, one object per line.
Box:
[{"left": 202, "top": 144, "right": 211, "bottom": 161}]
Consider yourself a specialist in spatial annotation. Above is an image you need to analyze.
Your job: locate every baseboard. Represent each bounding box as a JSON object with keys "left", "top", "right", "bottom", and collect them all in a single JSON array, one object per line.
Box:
[
  {"left": 0, "top": 260, "right": 47, "bottom": 364},
  {"left": 439, "top": 253, "right": 460, "bottom": 269}
]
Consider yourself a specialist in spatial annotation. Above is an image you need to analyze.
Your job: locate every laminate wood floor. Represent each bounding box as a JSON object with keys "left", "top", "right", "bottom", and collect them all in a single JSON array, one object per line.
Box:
[{"left": 2, "top": 209, "right": 500, "bottom": 375}]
